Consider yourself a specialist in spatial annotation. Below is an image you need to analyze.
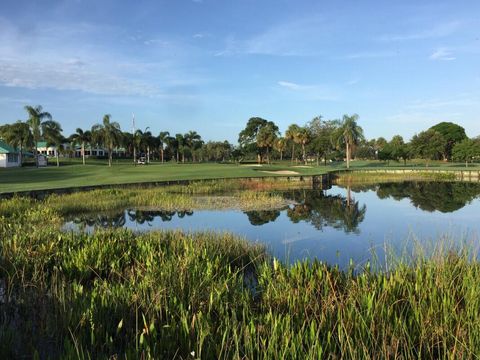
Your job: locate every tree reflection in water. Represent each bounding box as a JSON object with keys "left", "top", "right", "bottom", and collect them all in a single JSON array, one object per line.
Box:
[
  {"left": 281, "top": 188, "right": 367, "bottom": 234},
  {"left": 346, "top": 181, "right": 480, "bottom": 213},
  {"left": 244, "top": 210, "right": 281, "bottom": 226}
]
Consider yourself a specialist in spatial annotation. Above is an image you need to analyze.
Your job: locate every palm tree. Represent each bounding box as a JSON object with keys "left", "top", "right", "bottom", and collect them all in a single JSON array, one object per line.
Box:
[
  {"left": 0, "top": 121, "right": 32, "bottom": 165},
  {"left": 334, "top": 114, "right": 364, "bottom": 169},
  {"left": 273, "top": 137, "right": 287, "bottom": 161},
  {"left": 175, "top": 133, "right": 185, "bottom": 162},
  {"left": 42, "top": 120, "right": 64, "bottom": 167},
  {"left": 70, "top": 128, "right": 92, "bottom": 165},
  {"left": 285, "top": 124, "right": 300, "bottom": 163},
  {"left": 294, "top": 127, "right": 311, "bottom": 165},
  {"left": 256, "top": 124, "right": 277, "bottom": 164},
  {"left": 25, "top": 105, "right": 52, "bottom": 167},
  {"left": 158, "top": 131, "right": 170, "bottom": 163},
  {"left": 184, "top": 131, "right": 202, "bottom": 162},
  {"left": 135, "top": 128, "right": 154, "bottom": 163},
  {"left": 91, "top": 114, "right": 122, "bottom": 167}
]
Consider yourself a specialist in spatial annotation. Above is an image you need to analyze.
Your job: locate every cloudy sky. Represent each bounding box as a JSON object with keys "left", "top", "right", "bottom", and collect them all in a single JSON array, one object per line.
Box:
[{"left": 0, "top": 0, "right": 479, "bottom": 142}]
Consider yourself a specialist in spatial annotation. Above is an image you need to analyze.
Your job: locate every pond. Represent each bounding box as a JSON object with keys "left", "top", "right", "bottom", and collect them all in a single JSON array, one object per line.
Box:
[{"left": 64, "top": 181, "right": 480, "bottom": 269}]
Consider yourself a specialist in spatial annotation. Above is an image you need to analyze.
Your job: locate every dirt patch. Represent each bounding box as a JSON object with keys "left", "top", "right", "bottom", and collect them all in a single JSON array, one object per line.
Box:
[
  {"left": 293, "top": 165, "right": 312, "bottom": 168},
  {"left": 260, "top": 170, "right": 300, "bottom": 175},
  {"left": 240, "top": 164, "right": 263, "bottom": 167}
]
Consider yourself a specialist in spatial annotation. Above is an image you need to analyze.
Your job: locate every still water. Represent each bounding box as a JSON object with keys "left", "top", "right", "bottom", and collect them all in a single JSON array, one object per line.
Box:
[{"left": 64, "top": 181, "right": 480, "bottom": 268}]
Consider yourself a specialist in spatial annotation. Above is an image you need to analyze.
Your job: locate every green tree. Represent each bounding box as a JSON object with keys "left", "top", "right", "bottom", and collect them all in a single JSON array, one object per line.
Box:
[
  {"left": 294, "top": 127, "right": 311, "bottom": 164},
  {"left": 70, "top": 128, "right": 92, "bottom": 165},
  {"left": 239, "top": 117, "right": 278, "bottom": 163},
  {"left": 334, "top": 114, "right": 364, "bottom": 169},
  {"left": 285, "top": 123, "right": 301, "bottom": 163},
  {"left": 91, "top": 114, "right": 122, "bottom": 167},
  {"left": 430, "top": 122, "right": 467, "bottom": 160},
  {"left": 158, "top": 131, "right": 170, "bottom": 163},
  {"left": 256, "top": 123, "right": 278, "bottom": 164},
  {"left": 410, "top": 129, "right": 446, "bottom": 166},
  {"left": 307, "top": 117, "right": 339, "bottom": 165},
  {"left": 24, "top": 105, "right": 52, "bottom": 166},
  {"left": 42, "top": 120, "right": 64, "bottom": 167},
  {"left": 273, "top": 137, "right": 287, "bottom": 161},
  {"left": 452, "top": 139, "right": 480, "bottom": 167},
  {"left": 185, "top": 131, "right": 203, "bottom": 162},
  {"left": 0, "top": 121, "right": 32, "bottom": 165}
]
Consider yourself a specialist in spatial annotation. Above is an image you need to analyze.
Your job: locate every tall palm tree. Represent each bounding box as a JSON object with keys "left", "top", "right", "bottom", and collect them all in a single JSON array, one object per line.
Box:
[
  {"left": 294, "top": 127, "right": 311, "bottom": 165},
  {"left": 184, "top": 131, "right": 202, "bottom": 162},
  {"left": 273, "top": 137, "right": 287, "bottom": 161},
  {"left": 70, "top": 128, "right": 92, "bottom": 165},
  {"left": 175, "top": 133, "right": 185, "bottom": 162},
  {"left": 42, "top": 120, "right": 64, "bottom": 167},
  {"left": 335, "top": 114, "right": 364, "bottom": 169},
  {"left": 25, "top": 105, "right": 52, "bottom": 166},
  {"left": 0, "top": 121, "right": 32, "bottom": 165},
  {"left": 158, "top": 131, "right": 170, "bottom": 163},
  {"left": 286, "top": 124, "right": 300, "bottom": 163},
  {"left": 91, "top": 114, "right": 122, "bottom": 167},
  {"left": 256, "top": 124, "right": 277, "bottom": 164}
]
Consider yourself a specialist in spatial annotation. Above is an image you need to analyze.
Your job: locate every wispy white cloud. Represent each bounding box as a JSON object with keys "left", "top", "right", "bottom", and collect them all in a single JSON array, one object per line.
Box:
[
  {"left": 429, "top": 47, "right": 456, "bottom": 61},
  {"left": 378, "top": 21, "right": 461, "bottom": 42},
  {"left": 0, "top": 18, "right": 204, "bottom": 99},
  {"left": 277, "top": 80, "right": 338, "bottom": 101},
  {"left": 343, "top": 51, "right": 397, "bottom": 59},
  {"left": 215, "top": 17, "right": 326, "bottom": 57}
]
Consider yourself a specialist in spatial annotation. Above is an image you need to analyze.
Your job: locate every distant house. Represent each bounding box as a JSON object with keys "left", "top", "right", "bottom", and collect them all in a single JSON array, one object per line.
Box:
[
  {"left": 0, "top": 139, "right": 21, "bottom": 168},
  {"left": 37, "top": 141, "right": 59, "bottom": 157}
]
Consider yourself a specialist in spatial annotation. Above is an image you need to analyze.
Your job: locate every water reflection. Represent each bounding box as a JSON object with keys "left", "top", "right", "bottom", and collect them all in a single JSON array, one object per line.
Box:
[
  {"left": 281, "top": 188, "right": 366, "bottom": 234},
  {"left": 347, "top": 182, "right": 480, "bottom": 213}
]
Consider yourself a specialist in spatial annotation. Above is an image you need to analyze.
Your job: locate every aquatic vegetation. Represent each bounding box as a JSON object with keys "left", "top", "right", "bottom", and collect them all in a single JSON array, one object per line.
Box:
[{"left": 1, "top": 192, "right": 480, "bottom": 358}]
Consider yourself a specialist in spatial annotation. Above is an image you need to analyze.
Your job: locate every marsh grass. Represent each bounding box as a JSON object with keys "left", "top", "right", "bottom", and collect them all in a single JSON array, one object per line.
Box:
[
  {"left": 335, "top": 170, "right": 457, "bottom": 184},
  {"left": 1, "top": 186, "right": 480, "bottom": 358}
]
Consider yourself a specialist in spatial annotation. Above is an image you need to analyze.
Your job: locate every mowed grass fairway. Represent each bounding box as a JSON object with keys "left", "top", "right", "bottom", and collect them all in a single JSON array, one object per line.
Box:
[{"left": 1, "top": 159, "right": 479, "bottom": 194}]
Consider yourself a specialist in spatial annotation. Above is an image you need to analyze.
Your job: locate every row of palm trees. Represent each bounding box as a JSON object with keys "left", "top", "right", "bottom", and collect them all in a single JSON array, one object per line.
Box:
[{"left": 252, "top": 114, "right": 363, "bottom": 168}]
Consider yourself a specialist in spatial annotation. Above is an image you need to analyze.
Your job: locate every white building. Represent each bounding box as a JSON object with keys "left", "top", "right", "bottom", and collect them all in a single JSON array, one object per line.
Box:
[{"left": 0, "top": 139, "right": 21, "bottom": 168}]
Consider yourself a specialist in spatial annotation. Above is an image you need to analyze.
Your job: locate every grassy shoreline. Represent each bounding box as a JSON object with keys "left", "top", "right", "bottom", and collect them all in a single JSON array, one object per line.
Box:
[{"left": 1, "top": 186, "right": 480, "bottom": 358}]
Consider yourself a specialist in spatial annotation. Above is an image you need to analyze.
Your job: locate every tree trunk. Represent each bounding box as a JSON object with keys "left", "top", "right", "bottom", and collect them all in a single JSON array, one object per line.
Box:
[
  {"left": 291, "top": 144, "right": 295, "bottom": 163},
  {"left": 302, "top": 144, "right": 306, "bottom": 165},
  {"left": 176, "top": 150, "right": 179, "bottom": 162},
  {"left": 147, "top": 146, "right": 150, "bottom": 164},
  {"left": 257, "top": 153, "right": 261, "bottom": 164},
  {"left": 35, "top": 145, "right": 39, "bottom": 168},
  {"left": 280, "top": 151, "right": 283, "bottom": 161},
  {"left": 346, "top": 142, "right": 350, "bottom": 169},
  {"left": 161, "top": 148, "right": 164, "bottom": 163},
  {"left": 82, "top": 142, "right": 85, "bottom": 165},
  {"left": 133, "top": 146, "right": 136, "bottom": 166},
  {"left": 109, "top": 145, "right": 113, "bottom": 167},
  {"left": 56, "top": 152, "right": 59, "bottom": 167},
  {"left": 266, "top": 147, "right": 270, "bottom": 164}
]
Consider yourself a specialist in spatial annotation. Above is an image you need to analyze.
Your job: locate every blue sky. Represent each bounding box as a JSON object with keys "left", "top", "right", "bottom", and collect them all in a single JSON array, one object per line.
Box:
[{"left": 0, "top": 0, "right": 479, "bottom": 143}]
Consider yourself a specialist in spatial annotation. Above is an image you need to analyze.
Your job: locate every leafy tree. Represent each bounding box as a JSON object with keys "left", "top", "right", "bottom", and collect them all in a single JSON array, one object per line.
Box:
[
  {"left": 256, "top": 123, "right": 278, "bottom": 164},
  {"left": 430, "top": 122, "right": 467, "bottom": 160},
  {"left": 334, "top": 114, "right": 364, "bottom": 169},
  {"left": 410, "top": 129, "right": 446, "bottom": 166},
  {"left": 238, "top": 117, "right": 278, "bottom": 163},
  {"left": 91, "top": 114, "right": 122, "bottom": 167},
  {"left": 307, "top": 117, "right": 339, "bottom": 165},
  {"left": 285, "top": 123, "right": 301, "bottom": 163},
  {"left": 452, "top": 139, "right": 480, "bottom": 167},
  {"left": 0, "top": 121, "right": 32, "bottom": 165},
  {"left": 24, "top": 105, "right": 52, "bottom": 166},
  {"left": 70, "top": 128, "right": 92, "bottom": 165},
  {"left": 175, "top": 133, "right": 185, "bottom": 162}
]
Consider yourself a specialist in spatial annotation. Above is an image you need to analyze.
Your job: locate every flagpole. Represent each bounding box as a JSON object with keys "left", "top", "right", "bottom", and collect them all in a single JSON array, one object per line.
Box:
[{"left": 132, "top": 113, "right": 136, "bottom": 166}]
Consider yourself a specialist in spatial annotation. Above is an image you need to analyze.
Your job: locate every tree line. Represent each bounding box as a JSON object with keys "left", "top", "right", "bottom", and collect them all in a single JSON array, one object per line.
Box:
[{"left": 1, "top": 104, "right": 479, "bottom": 167}]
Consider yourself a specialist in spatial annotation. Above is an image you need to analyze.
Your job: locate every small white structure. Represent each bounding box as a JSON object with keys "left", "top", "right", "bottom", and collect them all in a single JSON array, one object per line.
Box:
[{"left": 0, "top": 140, "right": 21, "bottom": 168}]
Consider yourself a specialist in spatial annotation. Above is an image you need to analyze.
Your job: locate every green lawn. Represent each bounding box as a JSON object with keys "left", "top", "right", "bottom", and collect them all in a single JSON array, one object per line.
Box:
[{"left": 1, "top": 158, "right": 479, "bottom": 194}]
